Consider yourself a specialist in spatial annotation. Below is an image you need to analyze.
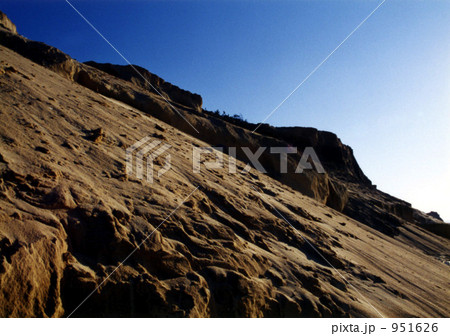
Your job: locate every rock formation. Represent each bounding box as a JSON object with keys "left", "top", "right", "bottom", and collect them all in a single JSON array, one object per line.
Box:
[
  {"left": 0, "top": 10, "right": 16, "bottom": 34},
  {"left": 84, "top": 61, "right": 203, "bottom": 112}
]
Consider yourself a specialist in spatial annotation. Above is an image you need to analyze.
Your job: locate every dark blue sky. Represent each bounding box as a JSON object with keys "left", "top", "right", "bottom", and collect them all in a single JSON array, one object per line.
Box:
[{"left": 2, "top": 0, "right": 449, "bottom": 220}]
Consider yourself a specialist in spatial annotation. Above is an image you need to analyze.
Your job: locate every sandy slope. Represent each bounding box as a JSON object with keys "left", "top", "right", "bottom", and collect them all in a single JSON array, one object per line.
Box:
[{"left": 0, "top": 46, "right": 449, "bottom": 317}]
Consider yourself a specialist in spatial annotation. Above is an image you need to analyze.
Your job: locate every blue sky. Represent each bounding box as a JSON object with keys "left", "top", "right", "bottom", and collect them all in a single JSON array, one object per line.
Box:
[{"left": 2, "top": 0, "right": 449, "bottom": 221}]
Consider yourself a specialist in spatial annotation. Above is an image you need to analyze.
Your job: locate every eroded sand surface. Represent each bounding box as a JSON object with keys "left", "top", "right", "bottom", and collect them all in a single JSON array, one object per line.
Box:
[{"left": 0, "top": 46, "right": 449, "bottom": 317}]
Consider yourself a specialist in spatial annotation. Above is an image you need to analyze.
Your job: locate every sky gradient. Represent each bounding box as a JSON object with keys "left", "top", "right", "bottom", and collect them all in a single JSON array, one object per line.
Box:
[{"left": 2, "top": 0, "right": 449, "bottom": 220}]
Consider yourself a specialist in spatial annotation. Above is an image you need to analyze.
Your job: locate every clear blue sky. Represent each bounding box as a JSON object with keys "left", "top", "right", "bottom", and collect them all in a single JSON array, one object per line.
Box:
[{"left": 2, "top": 0, "right": 449, "bottom": 221}]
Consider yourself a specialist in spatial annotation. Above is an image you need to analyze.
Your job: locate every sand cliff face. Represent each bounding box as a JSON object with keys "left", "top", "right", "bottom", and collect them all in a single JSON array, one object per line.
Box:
[
  {"left": 0, "top": 11, "right": 449, "bottom": 317},
  {"left": 84, "top": 61, "right": 203, "bottom": 112},
  {"left": 0, "top": 11, "right": 16, "bottom": 34}
]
